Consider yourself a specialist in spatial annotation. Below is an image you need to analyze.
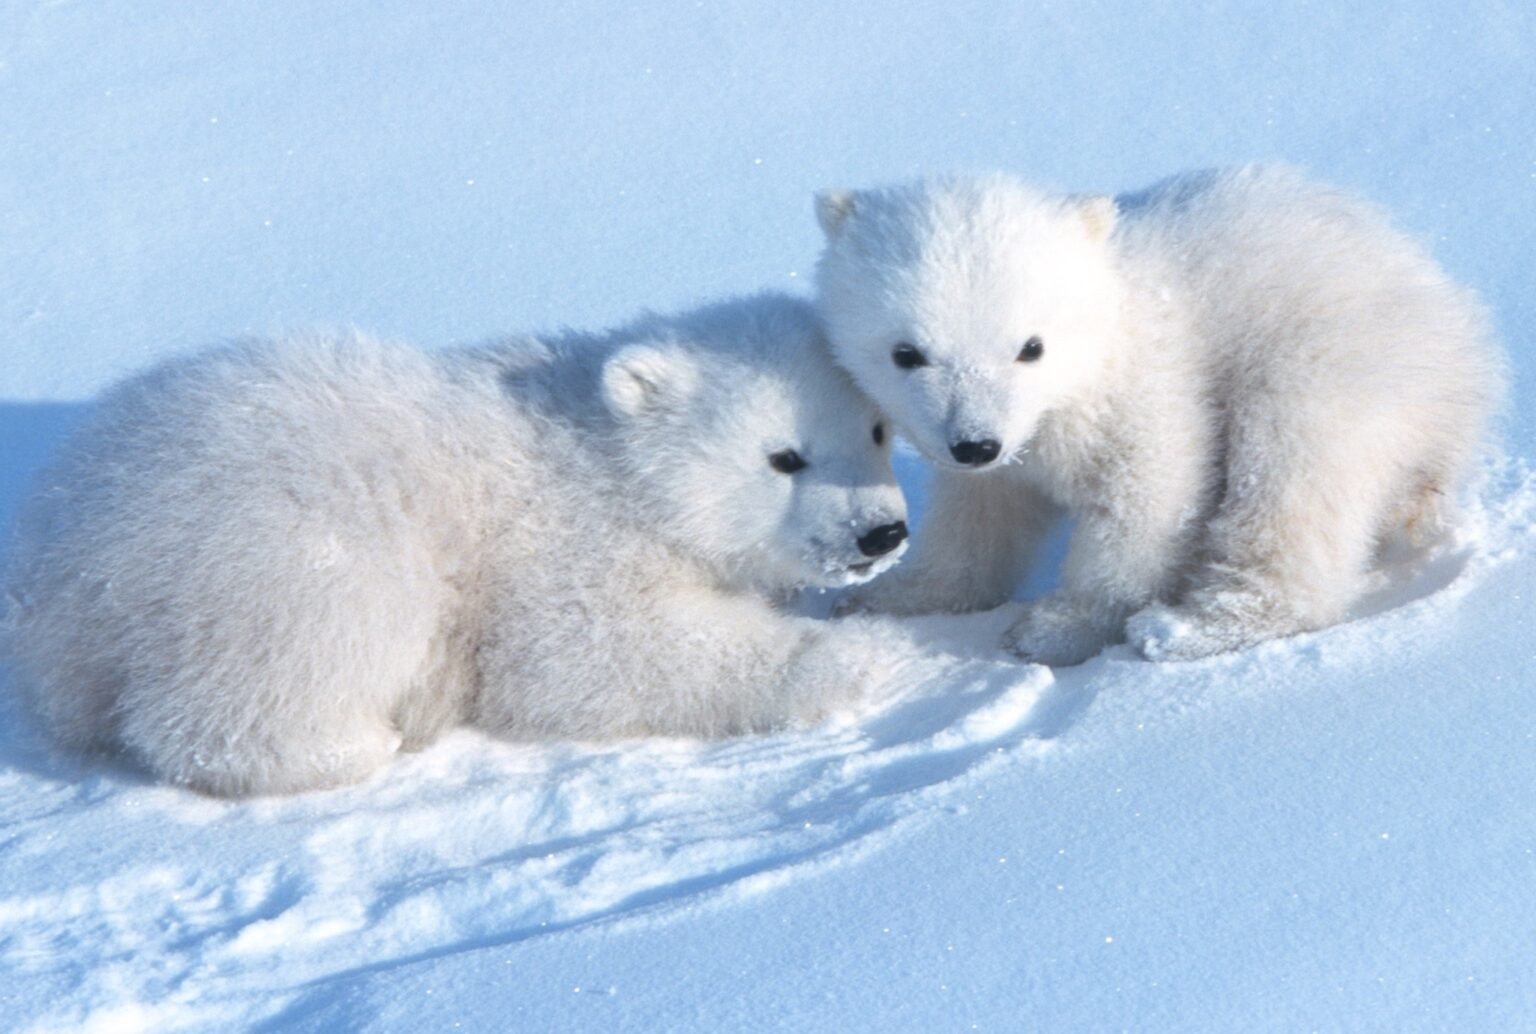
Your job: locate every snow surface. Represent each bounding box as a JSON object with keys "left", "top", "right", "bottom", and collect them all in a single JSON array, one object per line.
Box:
[{"left": 3, "top": 2, "right": 1535, "bottom": 1031}]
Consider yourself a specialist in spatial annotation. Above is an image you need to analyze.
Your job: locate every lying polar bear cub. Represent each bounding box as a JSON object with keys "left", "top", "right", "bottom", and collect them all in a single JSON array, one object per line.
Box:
[
  {"left": 816, "top": 165, "right": 1504, "bottom": 664},
  {"left": 4, "top": 294, "right": 912, "bottom": 796}
]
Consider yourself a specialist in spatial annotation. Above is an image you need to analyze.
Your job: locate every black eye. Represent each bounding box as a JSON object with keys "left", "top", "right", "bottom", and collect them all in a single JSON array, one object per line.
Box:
[
  {"left": 892, "top": 342, "right": 928, "bottom": 369},
  {"left": 872, "top": 423, "right": 885, "bottom": 446},
  {"left": 1017, "top": 336, "right": 1045, "bottom": 363},
  {"left": 769, "top": 449, "right": 807, "bottom": 474}
]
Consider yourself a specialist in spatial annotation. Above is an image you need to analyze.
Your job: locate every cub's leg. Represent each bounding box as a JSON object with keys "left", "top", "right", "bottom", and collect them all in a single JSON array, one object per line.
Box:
[
  {"left": 1130, "top": 405, "right": 1408, "bottom": 661},
  {"left": 115, "top": 538, "right": 454, "bottom": 796},
  {"left": 476, "top": 585, "right": 917, "bottom": 741},
  {"left": 1005, "top": 399, "right": 1211, "bottom": 667}
]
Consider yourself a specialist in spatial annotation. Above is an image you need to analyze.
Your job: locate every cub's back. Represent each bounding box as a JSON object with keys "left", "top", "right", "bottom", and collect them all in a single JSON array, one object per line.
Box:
[
  {"left": 1116, "top": 165, "right": 1500, "bottom": 423},
  {"left": 12, "top": 335, "right": 477, "bottom": 562}
]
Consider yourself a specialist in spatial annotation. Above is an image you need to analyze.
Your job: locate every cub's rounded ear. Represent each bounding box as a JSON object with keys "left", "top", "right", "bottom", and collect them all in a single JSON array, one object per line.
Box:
[
  {"left": 1078, "top": 194, "right": 1118, "bottom": 243},
  {"left": 601, "top": 344, "right": 698, "bottom": 418},
  {"left": 815, "top": 189, "right": 858, "bottom": 239}
]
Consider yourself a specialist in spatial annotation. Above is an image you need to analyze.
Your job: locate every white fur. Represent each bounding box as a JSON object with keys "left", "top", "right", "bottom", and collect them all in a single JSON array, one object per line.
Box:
[
  {"left": 2, "top": 294, "right": 909, "bottom": 795},
  {"left": 815, "top": 166, "right": 1505, "bottom": 663}
]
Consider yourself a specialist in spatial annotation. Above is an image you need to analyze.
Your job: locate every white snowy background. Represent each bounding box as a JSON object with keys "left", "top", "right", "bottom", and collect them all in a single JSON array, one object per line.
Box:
[{"left": 2, "top": 2, "right": 1534, "bottom": 1031}]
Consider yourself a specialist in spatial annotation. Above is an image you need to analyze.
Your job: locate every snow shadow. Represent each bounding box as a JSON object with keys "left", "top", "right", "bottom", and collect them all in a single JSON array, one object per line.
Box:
[
  {"left": 0, "top": 401, "right": 91, "bottom": 534},
  {"left": 0, "top": 402, "right": 97, "bottom": 783}
]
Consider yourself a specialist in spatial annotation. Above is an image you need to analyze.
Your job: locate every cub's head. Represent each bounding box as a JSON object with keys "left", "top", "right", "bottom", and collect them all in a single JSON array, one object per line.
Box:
[
  {"left": 813, "top": 174, "right": 1122, "bottom": 471},
  {"left": 600, "top": 294, "right": 908, "bottom": 593}
]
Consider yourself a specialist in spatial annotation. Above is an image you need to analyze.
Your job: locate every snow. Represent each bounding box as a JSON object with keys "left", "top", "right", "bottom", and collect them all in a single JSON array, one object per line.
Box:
[{"left": 3, "top": 2, "right": 1535, "bottom": 1030}]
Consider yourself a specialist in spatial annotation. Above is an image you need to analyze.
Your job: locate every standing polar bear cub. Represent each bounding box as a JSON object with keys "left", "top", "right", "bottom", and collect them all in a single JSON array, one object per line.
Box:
[
  {"left": 816, "top": 165, "right": 1504, "bottom": 663},
  {"left": 3, "top": 294, "right": 911, "bottom": 796}
]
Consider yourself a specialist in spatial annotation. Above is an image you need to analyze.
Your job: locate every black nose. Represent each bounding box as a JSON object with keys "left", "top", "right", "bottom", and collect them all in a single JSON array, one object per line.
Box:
[
  {"left": 857, "top": 521, "right": 908, "bottom": 558},
  {"left": 949, "top": 438, "right": 1002, "bottom": 466}
]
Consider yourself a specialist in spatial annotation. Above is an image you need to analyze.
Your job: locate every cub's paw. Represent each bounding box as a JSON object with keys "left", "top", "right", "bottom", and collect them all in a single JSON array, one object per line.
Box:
[
  {"left": 1126, "top": 603, "right": 1253, "bottom": 662},
  {"left": 789, "top": 614, "right": 929, "bottom": 719},
  {"left": 1003, "top": 600, "right": 1112, "bottom": 667}
]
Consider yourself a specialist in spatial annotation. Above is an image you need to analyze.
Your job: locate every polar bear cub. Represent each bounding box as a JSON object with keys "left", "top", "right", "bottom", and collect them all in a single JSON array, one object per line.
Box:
[
  {"left": 3, "top": 294, "right": 911, "bottom": 796},
  {"left": 815, "top": 165, "right": 1504, "bottom": 663}
]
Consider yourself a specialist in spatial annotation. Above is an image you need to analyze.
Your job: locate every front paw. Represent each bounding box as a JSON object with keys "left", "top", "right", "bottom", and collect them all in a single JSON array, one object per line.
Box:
[
  {"left": 1126, "top": 601, "right": 1275, "bottom": 662},
  {"left": 1003, "top": 600, "right": 1114, "bottom": 667},
  {"left": 786, "top": 613, "right": 927, "bottom": 720}
]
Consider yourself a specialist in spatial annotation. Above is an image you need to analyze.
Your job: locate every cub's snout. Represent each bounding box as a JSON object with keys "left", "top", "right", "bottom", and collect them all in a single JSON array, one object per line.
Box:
[
  {"left": 949, "top": 438, "right": 1002, "bottom": 467},
  {"left": 857, "top": 521, "right": 908, "bottom": 557}
]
